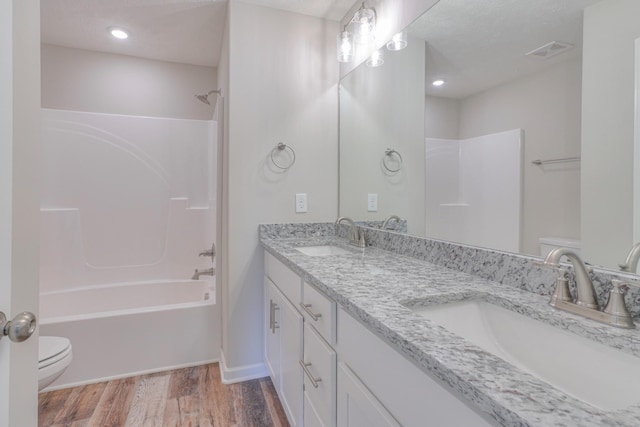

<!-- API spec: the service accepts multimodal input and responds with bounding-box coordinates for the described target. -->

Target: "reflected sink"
[295,245,352,257]
[409,299,640,410]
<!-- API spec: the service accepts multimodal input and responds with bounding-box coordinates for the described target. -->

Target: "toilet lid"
[39,336,71,367]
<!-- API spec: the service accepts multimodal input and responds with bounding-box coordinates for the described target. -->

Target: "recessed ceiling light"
[109,27,129,40]
[432,80,445,87]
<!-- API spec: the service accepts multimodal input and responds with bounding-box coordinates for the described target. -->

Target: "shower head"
[195,89,221,105]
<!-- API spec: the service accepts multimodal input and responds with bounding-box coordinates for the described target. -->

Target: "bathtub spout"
[192,268,215,280]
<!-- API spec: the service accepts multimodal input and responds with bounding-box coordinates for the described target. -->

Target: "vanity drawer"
[302,322,336,427]
[265,251,301,305]
[302,281,336,344]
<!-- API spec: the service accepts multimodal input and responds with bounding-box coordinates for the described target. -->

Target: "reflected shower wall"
[425,129,522,252]
[40,109,216,292]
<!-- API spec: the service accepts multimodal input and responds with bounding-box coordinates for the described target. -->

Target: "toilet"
[39,336,72,391]
[539,236,582,258]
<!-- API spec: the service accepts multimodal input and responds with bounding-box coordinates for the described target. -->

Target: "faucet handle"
[603,280,635,328]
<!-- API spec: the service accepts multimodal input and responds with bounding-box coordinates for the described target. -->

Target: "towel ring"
[383,149,403,173]
[271,142,296,170]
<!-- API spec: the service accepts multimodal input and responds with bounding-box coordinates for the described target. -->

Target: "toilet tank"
[539,237,581,258]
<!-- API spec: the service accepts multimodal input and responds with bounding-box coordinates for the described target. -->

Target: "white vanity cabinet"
[264,250,495,427]
[336,308,496,427]
[264,252,337,427]
[300,281,337,427]
[265,254,304,427]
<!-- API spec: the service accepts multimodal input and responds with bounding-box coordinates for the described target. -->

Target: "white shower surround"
[40,109,216,290]
[425,129,523,252]
[40,109,219,388]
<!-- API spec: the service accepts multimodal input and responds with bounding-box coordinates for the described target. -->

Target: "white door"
[0,1,41,426]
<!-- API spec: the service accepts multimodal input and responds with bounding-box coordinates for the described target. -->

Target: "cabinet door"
[280,292,304,427]
[303,322,336,427]
[265,278,281,386]
[304,392,326,427]
[337,363,401,427]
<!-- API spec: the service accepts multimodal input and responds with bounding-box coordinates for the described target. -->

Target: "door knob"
[0,311,37,342]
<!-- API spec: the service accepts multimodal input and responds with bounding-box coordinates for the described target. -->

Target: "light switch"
[296,193,308,213]
[367,193,378,212]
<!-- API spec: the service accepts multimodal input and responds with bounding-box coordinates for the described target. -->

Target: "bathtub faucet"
[199,243,216,264]
[192,268,215,280]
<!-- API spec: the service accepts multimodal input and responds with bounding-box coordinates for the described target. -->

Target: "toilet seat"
[39,336,72,369]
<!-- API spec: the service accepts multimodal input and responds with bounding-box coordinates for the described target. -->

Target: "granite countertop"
[260,235,640,427]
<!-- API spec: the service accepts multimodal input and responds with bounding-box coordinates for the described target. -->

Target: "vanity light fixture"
[352,2,376,44]
[337,27,354,63]
[336,2,377,63]
[109,27,129,40]
[386,31,408,51]
[432,79,445,87]
[366,48,384,68]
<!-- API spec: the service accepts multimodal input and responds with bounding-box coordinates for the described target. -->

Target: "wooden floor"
[38,363,289,427]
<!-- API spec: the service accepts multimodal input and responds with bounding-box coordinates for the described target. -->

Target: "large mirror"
[339,0,640,271]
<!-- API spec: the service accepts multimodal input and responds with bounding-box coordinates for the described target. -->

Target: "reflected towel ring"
[271,142,296,169]
[383,148,403,173]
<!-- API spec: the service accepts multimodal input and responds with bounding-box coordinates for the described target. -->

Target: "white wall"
[435,58,582,256]
[581,0,640,268]
[41,44,217,120]
[340,38,425,235]
[425,96,459,140]
[220,1,339,379]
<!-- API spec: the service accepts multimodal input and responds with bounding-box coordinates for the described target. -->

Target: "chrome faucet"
[335,217,365,248]
[619,242,640,273]
[192,268,215,280]
[537,247,634,328]
[381,214,401,230]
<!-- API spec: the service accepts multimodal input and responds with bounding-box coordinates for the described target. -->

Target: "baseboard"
[41,357,220,393]
[219,350,269,384]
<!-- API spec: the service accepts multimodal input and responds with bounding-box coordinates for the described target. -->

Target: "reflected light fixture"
[336,2,377,62]
[109,27,129,40]
[432,79,445,87]
[386,31,407,51]
[366,48,384,68]
[337,27,354,63]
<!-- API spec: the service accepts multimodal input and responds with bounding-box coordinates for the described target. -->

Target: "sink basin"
[409,299,640,410]
[295,245,352,257]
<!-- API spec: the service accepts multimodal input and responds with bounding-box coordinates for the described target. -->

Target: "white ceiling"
[409,0,602,99]
[40,0,355,68]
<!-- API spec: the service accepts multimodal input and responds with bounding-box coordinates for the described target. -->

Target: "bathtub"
[39,279,220,390]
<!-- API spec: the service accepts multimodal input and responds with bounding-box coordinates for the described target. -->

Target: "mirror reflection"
[339,0,640,271]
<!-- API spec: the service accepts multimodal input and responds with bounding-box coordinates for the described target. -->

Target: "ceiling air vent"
[525,41,574,59]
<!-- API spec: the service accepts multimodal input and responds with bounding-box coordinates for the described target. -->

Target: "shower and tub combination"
[39,108,220,390]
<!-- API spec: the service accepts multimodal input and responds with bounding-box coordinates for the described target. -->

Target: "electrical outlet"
[367,193,378,212]
[295,193,308,213]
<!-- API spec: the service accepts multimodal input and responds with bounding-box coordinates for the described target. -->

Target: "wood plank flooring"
[38,363,289,427]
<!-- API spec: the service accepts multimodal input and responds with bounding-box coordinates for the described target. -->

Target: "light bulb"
[432,80,445,87]
[366,49,384,68]
[337,31,354,63]
[386,31,407,51]
[353,6,375,44]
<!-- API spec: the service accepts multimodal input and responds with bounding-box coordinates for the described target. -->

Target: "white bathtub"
[39,279,220,390]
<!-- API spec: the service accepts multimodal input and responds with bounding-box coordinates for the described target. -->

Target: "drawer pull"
[299,360,322,388]
[299,303,322,321]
